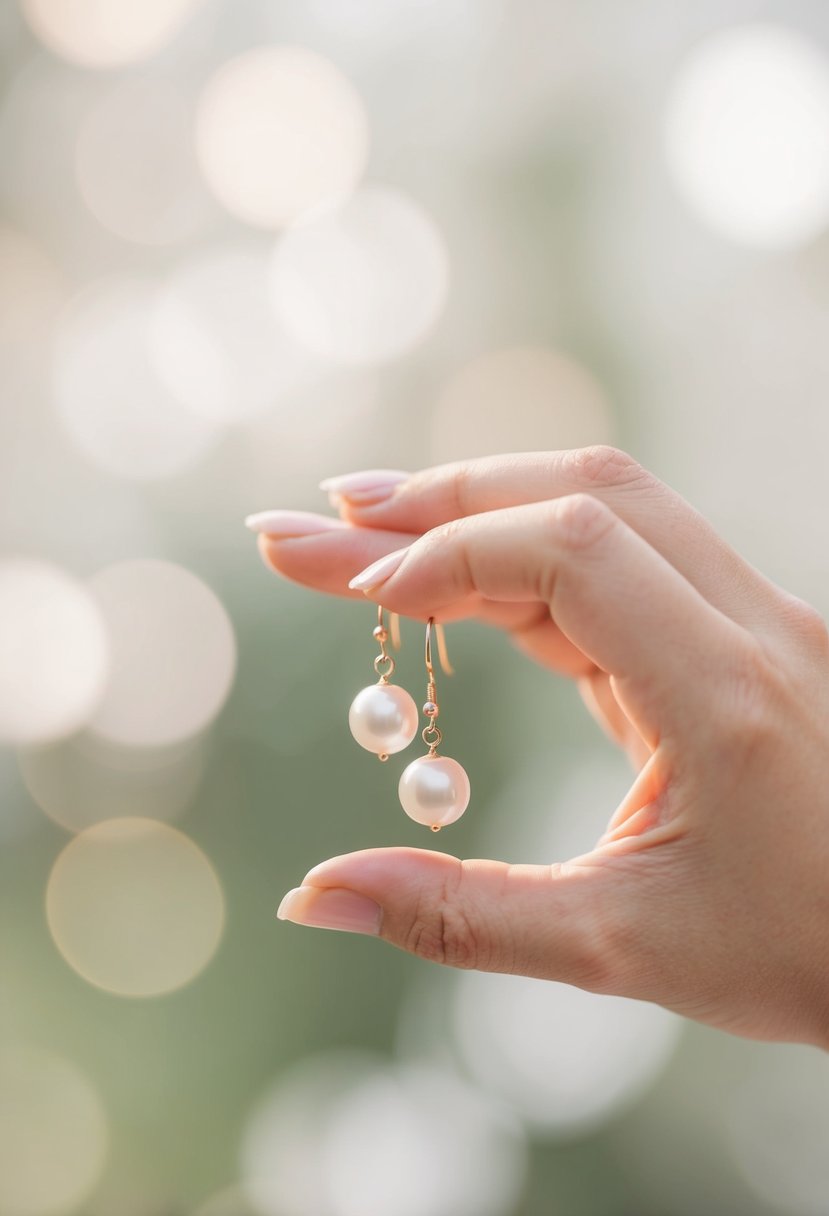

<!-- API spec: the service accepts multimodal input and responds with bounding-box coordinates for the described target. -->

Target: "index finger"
[326,447,781,629]
[349,494,753,744]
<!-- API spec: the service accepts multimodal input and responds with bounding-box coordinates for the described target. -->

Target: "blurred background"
[2,0,829,1213]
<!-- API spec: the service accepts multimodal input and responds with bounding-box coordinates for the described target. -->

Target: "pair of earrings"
[348,608,471,832]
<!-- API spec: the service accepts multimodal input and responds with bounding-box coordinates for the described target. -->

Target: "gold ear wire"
[372,606,395,683]
[376,605,402,651]
[390,610,401,652]
[424,617,453,678]
[435,622,453,676]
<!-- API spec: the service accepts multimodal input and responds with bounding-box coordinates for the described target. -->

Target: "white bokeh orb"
[431,345,613,463]
[241,1050,526,1216]
[53,279,220,481]
[195,46,369,230]
[665,24,829,249]
[46,816,225,996]
[271,185,450,365]
[86,559,236,748]
[75,79,216,246]
[453,969,682,1135]
[241,1051,379,1216]
[20,0,203,69]
[323,1064,525,1216]
[149,246,319,425]
[18,732,208,832]
[0,560,109,746]
[727,1045,829,1216]
[0,1045,108,1216]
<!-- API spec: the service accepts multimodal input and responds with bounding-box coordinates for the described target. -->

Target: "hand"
[247,447,829,1047]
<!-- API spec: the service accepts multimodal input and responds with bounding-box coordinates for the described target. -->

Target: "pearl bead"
[398,754,470,829]
[348,683,419,756]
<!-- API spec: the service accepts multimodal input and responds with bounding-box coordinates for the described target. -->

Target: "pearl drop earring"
[398,617,471,832]
[348,606,419,761]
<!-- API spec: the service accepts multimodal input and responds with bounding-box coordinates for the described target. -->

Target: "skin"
[252,446,829,1048]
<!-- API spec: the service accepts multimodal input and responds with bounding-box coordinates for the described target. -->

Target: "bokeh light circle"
[18,732,208,832]
[149,246,318,424]
[727,1046,829,1216]
[324,1064,525,1216]
[241,1050,526,1216]
[665,24,829,249]
[271,185,450,365]
[430,345,613,462]
[75,79,215,246]
[46,817,225,996]
[86,559,236,748]
[20,0,203,69]
[0,560,109,746]
[0,1045,108,1216]
[54,279,220,481]
[195,46,369,229]
[454,970,682,1135]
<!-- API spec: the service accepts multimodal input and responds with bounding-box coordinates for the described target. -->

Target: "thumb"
[277,846,620,988]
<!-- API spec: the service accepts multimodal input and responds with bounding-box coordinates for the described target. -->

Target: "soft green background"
[2,0,829,1213]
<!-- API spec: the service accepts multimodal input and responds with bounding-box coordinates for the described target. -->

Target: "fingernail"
[277,886,382,935]
[245,510,343,537]
[347,546,409,591]
[319,469,408,506]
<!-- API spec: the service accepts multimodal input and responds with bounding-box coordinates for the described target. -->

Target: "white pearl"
[398,754,470,828]
[348,682,419,756]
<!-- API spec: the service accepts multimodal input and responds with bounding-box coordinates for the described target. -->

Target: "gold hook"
[426,618,453,677]
[375,605,402,651]
[424,617,453,678]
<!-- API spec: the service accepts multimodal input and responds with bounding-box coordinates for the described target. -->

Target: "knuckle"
[553,492,616,553]
[417,517,475,599]
[564,445,648,490]
[776,593,829,656]
[709,637,784,750]
[576,847,699,1000]
[429,515,466,546]
[448,460,476,520]
[405,906,480,969]
[565,919,620,993]
[403,863,484,970]
[547,867,629,993]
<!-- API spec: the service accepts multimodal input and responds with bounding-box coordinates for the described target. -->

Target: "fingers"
[251,512,420,600]
[349,495,749,739]
[277,847,619,987]
[327,447,781,629]
[250,510,598,673]
[578,670,652,767]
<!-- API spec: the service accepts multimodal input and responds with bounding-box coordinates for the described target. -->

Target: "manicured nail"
[244,510,343,537]
[347,546,409,591]
[319,469,408,506]
[277,886,382,935]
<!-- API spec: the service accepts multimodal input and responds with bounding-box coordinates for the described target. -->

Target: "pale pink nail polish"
[347,546,409,591]
[319,469,408,505]
[245,510,344,537]
[277,886,382,935]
